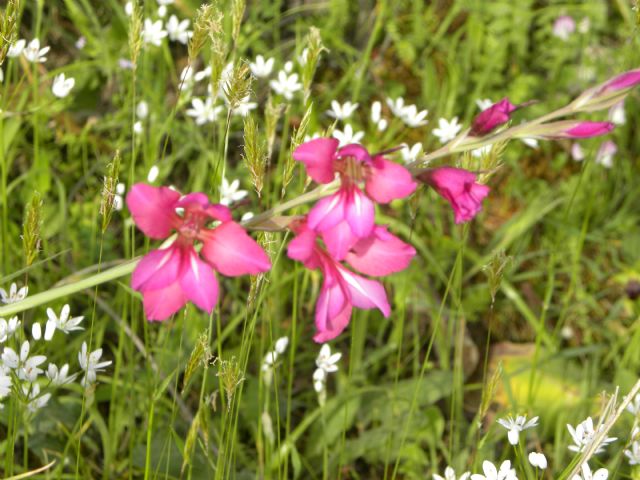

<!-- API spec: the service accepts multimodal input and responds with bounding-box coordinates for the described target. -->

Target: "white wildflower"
[124,1,133,16]
[297,48,309,66]
[157,5,167,18]
[472,145,493,158]
[78,342,112,387]
[51,73,75,98]
[249,55,274,78]
[401,143,422,163]
[220,177,248,206]
[401,104,428,127]
[0,370,10,398]
[24,383,51,413]
[553,15,576,41]
[45,304,84,341]
[157,0,174,5]
[230,95,257,117]
[283,61,293,73]
[470,460,517,480]
[142,19,168,47]
[567,417,617,454]
[274,337,289,355]
[434,466,471,480]
[147,165,160,183]
[0,316,21,343]
[432,117,462,143]
[46,363,75,386]
[75,36,87,50]
[194,66,211,82]
[608,101,626,125]
[114,183,125,211]
[316,344,341,373]
[578,17,591,34]
[386,97,407,118]
[32,323,42,341]
[528,452,547,469]
[332,124,364,147]
[595,141,616,168]
[571,143,585,162]
[0,283,28,304]
[186,97,222,125]
[269,71,302,100]
[23,39,50,63]
[241,212,254,222]
[521,137,539,149]
[570,463,608,480]
[626,392,640,416]
[166,15,191,44]
[497,414,539,445]
[625,440,640,465]
[136,100,149,119]
[7,39,26,58]
[133,121,143,135]
[476,98,493,111]
[326,100,359,121]
[3,341,47,382]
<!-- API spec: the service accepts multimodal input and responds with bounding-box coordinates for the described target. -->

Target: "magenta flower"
[419,167,490,224]
[287,219,415,342]
[561,121,614,138]
[126,184,271,320]
[600,69,640,93]
[293,138,416,259]
[470,98,517,136]
[552,15,576,41]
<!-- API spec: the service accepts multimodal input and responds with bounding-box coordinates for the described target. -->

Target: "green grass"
[0,0,639,478]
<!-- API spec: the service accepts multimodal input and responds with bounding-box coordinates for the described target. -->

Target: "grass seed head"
[242,115,267,197]
[22,191,43,267]
[100,151,121,234]
[0,0,20,67]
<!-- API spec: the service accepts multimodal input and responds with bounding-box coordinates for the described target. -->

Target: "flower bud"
[470,98,517,136]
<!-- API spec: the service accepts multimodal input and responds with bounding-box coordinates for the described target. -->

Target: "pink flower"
[419,167,490,224]
[470,98,517,136]
[595,140,617,168]
[127,184,271,320]
[294,138,416,259]
[552,15,575,41]
[561,121,614,138]
[287,220,415,342]
[600,69,640,93]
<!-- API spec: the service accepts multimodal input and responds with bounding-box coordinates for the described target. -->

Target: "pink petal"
[470,97,517,136]
[131,245,185,292]
[345,187,375,237]
[563,121,614,138]
[180,249,219,313]
[602,69,640,92]
[177,194,232,222]
[365,157,417,203]
[345,226,416,276]
[126,184,180,239]
[337,265,390,316]
[287,227,322,269]
[307,190,347,232]
[337,144,371,163]
[142,282,187,321]
[292,137,339,184]
[321,221,359,261]
[313,267,352,342]
[201,221,271,277]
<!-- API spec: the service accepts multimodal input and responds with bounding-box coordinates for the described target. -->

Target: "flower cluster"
[289,138,417,341]
[261,337,289,387]
[312,344,341,405]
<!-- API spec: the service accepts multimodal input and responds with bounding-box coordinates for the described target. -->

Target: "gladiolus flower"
[126,184,271,320]
[470,98,517,136]
[287,219,414,342]
[600,69,640,93]
[419,167,490,224]
[293,138,416,259]
[562,121,614,138]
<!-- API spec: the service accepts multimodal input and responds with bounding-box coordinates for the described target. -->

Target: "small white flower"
[595,141,616,169]
[401,104,428,127]
[472,145,493,158]
[298,48,309,66]
[124,1,133,16]
[608,101,626,125]
[470,460,517,480]
[157,0,174,5]
[75,36,87,50]
[567,417,617,454]
[626,392,640,416]
[332,124,364,147]
[51,73,75,98]
[269,71,302,100]
[377,118,388,131]
[326,100,359,121]
[316,344,341,373]
[371,101,382,123]
[186,97,222,125]
[283,61,293,73]
[528,452,547,469]
[571,143,585,162]
[194,66,212,82]
[23,39,50,63]
[497,414,539,445]
[147,165,160,183]
[142,19,168,47]
[433,466,471,480]
[7,39,26,58]
[274,337,289,355]
[78,342,112,387]
[240,212,254,222]
[157,5,167,18]
[119,58,134,70]
[249,55,275,78]
[312,367,325,393]
[570,463,608,480]
[0,283,28,304]
[386,97,407,118]
[179,65,194,87]
[114,182,126,210]
[625,441,640,465]
[136,100,149,119]
[0,371,11,398]
[32,323,42,341]
[578,17,591,34]
[47,363,75,386]
[166,15,191,44]
[432,117,462,143]
[5,341,47,382]
[401,143,422,163]
[230,95,257,117]
[45,305,84,340]
[521,137,539,149]
[133,121,143,135]
[476,98,493,111]
[0,316,21,343]
[24,383,51,412]
[220,177,248,206]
